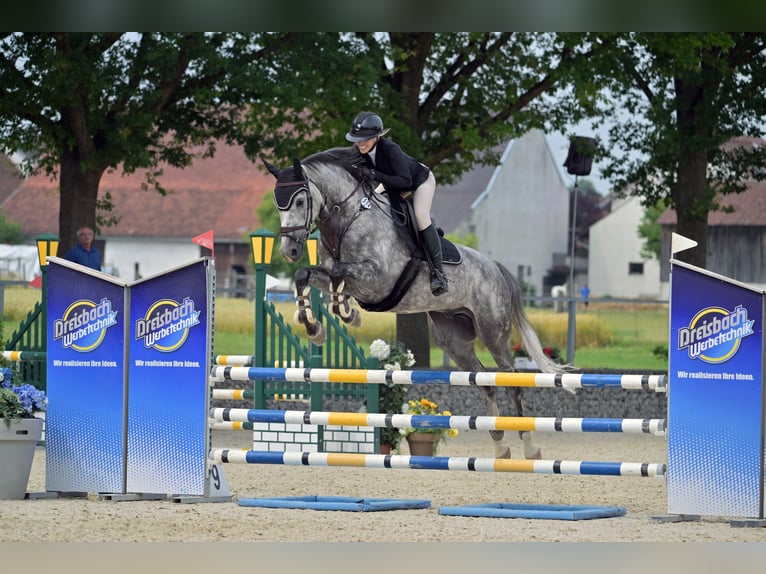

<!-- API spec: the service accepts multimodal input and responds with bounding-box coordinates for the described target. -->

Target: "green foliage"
[0,33,284,253]
[0,212,24,244]
[652,344,669,361]
[444,232,477,249]
[575,32,766,267]
[637,199,668,261]
[254,197,304,279]
[368,339,415,449]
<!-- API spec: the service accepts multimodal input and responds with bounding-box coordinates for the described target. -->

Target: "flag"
[28,275,42,289]
[192,229,215,257]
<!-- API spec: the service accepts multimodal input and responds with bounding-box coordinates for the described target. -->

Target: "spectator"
[64,225,102,271]
[580,284,590,310]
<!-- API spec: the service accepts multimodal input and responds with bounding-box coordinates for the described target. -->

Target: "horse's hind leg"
[477,316,542,460]
[428,311,512,459]
[511,388,541,460]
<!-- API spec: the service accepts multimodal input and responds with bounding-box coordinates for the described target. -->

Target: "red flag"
[192,229,215,257]
[28,275,42,289]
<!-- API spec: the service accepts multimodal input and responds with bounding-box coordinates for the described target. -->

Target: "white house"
[433,129,571,298]
[587,196,662,299]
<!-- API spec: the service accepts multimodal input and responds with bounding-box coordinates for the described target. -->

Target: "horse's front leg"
[293,267,331,345]
[329,272,361,328]
[318,260,368,328]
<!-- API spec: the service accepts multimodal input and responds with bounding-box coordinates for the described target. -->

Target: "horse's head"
[262,157,313,263]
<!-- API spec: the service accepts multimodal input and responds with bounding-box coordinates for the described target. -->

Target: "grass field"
[1,286,669,371]
[213,297,669,371]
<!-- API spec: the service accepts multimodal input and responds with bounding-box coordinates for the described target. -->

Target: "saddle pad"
[440,236,462,265]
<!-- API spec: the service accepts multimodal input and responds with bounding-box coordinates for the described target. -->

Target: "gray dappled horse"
[263,147,566,459]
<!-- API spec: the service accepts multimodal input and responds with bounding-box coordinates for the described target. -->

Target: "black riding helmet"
[345,111,390,142]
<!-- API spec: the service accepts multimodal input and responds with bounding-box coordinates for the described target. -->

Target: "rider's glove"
[352,165,376,181]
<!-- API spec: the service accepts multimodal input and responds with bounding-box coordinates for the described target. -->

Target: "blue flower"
[1,367,47,423]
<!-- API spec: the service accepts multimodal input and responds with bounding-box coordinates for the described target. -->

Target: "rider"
[345,111,448,296]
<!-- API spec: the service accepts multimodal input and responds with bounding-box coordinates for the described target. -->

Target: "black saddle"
[355,194,461,313]
[392,196,462,265]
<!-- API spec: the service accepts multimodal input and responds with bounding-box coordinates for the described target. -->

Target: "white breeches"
[412,171,436,230]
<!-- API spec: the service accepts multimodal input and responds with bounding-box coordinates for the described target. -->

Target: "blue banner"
[668,262,764,518]
[46,260,128,493]
[126,259,212,495]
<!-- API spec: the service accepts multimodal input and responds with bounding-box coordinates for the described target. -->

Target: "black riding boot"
[419,224,448,296]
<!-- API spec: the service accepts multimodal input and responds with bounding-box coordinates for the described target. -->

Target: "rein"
[314,175,370,260]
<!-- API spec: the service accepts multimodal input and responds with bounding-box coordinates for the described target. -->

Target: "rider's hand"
[352,165,376,181]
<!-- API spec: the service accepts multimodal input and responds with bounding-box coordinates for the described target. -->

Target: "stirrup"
[430,270,448,296]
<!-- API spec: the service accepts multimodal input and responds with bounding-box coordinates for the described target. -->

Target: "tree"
[1,33,593,367]
[569,178,609,258]
[0,32,321,254]
[247,32,593,364]
[579,33,766,268]
[637,200,668,261]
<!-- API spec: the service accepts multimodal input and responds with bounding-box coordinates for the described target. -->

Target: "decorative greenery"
[369,339,415,450]
[0,367,46,428]
[400,398,459,453]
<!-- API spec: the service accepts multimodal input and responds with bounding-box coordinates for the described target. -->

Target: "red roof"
[1,143,273,241]
[658,180,766,226]
[658,136,766,226]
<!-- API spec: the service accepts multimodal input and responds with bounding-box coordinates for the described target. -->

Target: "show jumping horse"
[263,146,567,459]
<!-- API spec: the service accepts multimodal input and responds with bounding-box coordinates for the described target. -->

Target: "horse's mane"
[303,146,362,175]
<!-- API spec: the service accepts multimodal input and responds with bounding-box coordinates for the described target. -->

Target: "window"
[628,262,644,275]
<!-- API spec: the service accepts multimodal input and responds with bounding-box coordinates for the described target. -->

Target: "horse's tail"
[495,261,570,375]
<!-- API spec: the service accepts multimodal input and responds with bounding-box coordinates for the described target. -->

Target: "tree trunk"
[672,151,709,268]
[396,313,431,368]
[57,147,104,255]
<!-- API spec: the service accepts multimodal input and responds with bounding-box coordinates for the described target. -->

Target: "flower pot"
[0,417,44,500]
[379,443,393,455]
[513,357,538,370]
[406,432,440,456]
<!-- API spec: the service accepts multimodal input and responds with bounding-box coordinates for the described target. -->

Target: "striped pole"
[215,355,254,366]
[209,449,666,478]
[210,366,667,392]
[212,389,308,402]
[1,350,46,362]
[210,407,666,435]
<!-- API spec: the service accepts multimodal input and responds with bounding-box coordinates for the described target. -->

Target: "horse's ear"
[261,156,280,179]
[292,159,303,179]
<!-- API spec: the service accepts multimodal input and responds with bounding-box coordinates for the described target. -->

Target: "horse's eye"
[295,198,305,208]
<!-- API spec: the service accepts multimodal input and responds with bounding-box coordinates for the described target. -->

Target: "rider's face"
[354,136,378,154]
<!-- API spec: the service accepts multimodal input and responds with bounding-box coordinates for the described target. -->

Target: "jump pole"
[210,407,666,435]
[210,366,667,391]
[209,449,666,478]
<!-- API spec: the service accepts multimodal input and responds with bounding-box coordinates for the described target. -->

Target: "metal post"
[252,263,267,409]
[566,176,579,364]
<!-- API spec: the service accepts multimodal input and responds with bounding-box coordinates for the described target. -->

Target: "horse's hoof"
[349,310,362,328]
[525,448,542,460]
[309,326,326,346]
[497,446,511,459]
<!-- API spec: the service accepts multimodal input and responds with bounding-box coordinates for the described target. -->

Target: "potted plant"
[368,339,414,453]
[1,367,47,499]
[401,397,459,456]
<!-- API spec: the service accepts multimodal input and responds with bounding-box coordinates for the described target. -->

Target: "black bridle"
[274,175,314,243]
[275,163,372,256]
